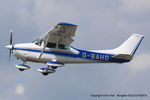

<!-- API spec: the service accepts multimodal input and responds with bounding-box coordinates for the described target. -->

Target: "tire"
[51,66,57,69]
[42,72,49,76]
[19,68,24,71]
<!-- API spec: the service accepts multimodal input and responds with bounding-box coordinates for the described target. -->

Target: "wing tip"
[57,22,77,26]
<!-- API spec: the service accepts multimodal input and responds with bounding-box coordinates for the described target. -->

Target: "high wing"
[40,22,77,45]
[38,22,77,59]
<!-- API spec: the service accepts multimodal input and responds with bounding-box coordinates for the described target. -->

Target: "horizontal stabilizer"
[112,54,133,60]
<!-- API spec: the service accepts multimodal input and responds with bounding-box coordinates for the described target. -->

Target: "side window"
[58,44,66,49]
[46,43,56,48]
[65,45,70,50]
[58,44,70,50]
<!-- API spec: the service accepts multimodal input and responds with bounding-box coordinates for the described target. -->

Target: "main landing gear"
[15,61,64,76]
[38,62,64,76]
[38,66,56,76]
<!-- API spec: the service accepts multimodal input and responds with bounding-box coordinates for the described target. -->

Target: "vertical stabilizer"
[113,34,144,55]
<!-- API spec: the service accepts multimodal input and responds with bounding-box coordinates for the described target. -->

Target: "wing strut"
[38,34,49,59]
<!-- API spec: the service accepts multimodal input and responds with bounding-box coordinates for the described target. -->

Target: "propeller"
[9,30,13,61]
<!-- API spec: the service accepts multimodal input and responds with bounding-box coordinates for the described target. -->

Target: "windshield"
[33,39,42,46]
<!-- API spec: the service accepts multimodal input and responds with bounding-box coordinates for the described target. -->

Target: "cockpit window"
[33,40,71,50]
[46,43,56,48]
[58,44,65,49]
[65,45,70,50]
[33,39,42,46]
[58,44,70,50]
[46,43,70,50]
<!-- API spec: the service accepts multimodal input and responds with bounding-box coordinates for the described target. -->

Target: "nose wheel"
[16,64,30,71]
[51,66,57,69]
[42,72,49,76]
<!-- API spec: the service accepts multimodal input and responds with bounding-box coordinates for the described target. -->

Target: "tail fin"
[113,34,144,55]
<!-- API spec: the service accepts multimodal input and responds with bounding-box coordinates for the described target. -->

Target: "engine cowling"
[38,68,55,75]
[16,64,30,71]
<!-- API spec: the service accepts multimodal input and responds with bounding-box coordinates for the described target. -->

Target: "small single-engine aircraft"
[5,22,144,76]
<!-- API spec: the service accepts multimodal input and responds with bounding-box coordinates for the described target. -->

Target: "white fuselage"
[13,43,104,64]
[12,43,128,64]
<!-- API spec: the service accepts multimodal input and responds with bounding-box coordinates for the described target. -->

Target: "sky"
[0,0,150,100]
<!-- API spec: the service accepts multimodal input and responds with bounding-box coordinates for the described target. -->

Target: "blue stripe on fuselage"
[14,48,130,63]
[14,48,115,62]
